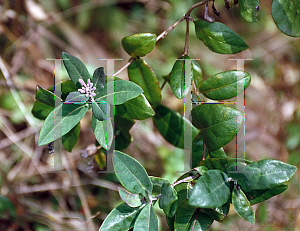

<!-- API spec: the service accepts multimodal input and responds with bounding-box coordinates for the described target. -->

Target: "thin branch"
[185,0,212,17]
[202,142,206,160]
[156,17,186,42]
[183,17,191,55]
[113,58,134,77]
[172,175,197,187]
[160,79,167,90]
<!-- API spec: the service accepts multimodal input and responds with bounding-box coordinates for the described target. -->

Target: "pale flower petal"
[78,78,86,87]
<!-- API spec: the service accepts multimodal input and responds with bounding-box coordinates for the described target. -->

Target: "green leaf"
[115,94,155,120]
[149,176,170,187]
[115,117,134,151]
[128,59,161,105]
[92,101,109,121]
[189,170,230,208]
[194,20,249,54]
[192,104,243,151]
[62,52,91,88]
[65,92,88,103]
[95,80,143,105]
[35,85,58,107]
[0,196,16,218]
[163,182,190,218]
[199,71,251,100]
[133,203,158,231]
[232,187,255,224]
[38,103,89,146]
[175,200,214,231]
[192,60,203,89]
[92,115,113,150]
[153,104,199,149]
[32,100,54,120]
[170,55,192,99]
[33,80,79,120]
[48,80,78,101]
[250,159,297,190]
[159,182,178,210]
[239,0,259,22]
[226,162,261,192]
[272,0,300,37]
[113,151,153,195]
[121,33,157,58]
[93,67,106,93]
[118,188,142,208]
[192,134,227,168]
[201,158,253,172]
[99,202,143,231]
[62,122,80,152]
[246,184,288,205]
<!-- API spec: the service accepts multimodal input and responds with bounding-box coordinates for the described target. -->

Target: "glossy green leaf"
[214,200,230,217]
[113,151,153,195]
[122,33,157,58]
[194,20,249,54]
[115,117,134,151]
[199,71,251,100]
[35,85,57,107]
[226,162,261,192]
[93,67,106,93]
[250,159,297,190]
[159,182,178,210]
[115,94,155,120]
[118,188,142,208]
[32,100,54,120]
[95,79,143,105]
[62,122,80,152]
[38,103,89,146]
[170,55,192,99]
[92,101,109,121]
[128,59,161,105]
[239,0,259,22]
[65,92,88,103]
[232,187,255,224]
[189,170,230,208]
[133,203,158,231]
[153,104,199,149]
[192,60,203,89]
[175,200,214,231]
[92,115,113,150]
[99,202,143,231]
[192,104,243,151]
[246,184,288,205]
[62,52,91,88]
[272,0,300,37]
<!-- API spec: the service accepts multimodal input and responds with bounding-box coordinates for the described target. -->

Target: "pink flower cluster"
[78,78,96,98]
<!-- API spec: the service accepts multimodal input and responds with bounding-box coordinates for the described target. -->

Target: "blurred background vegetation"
[0,0,299,230]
